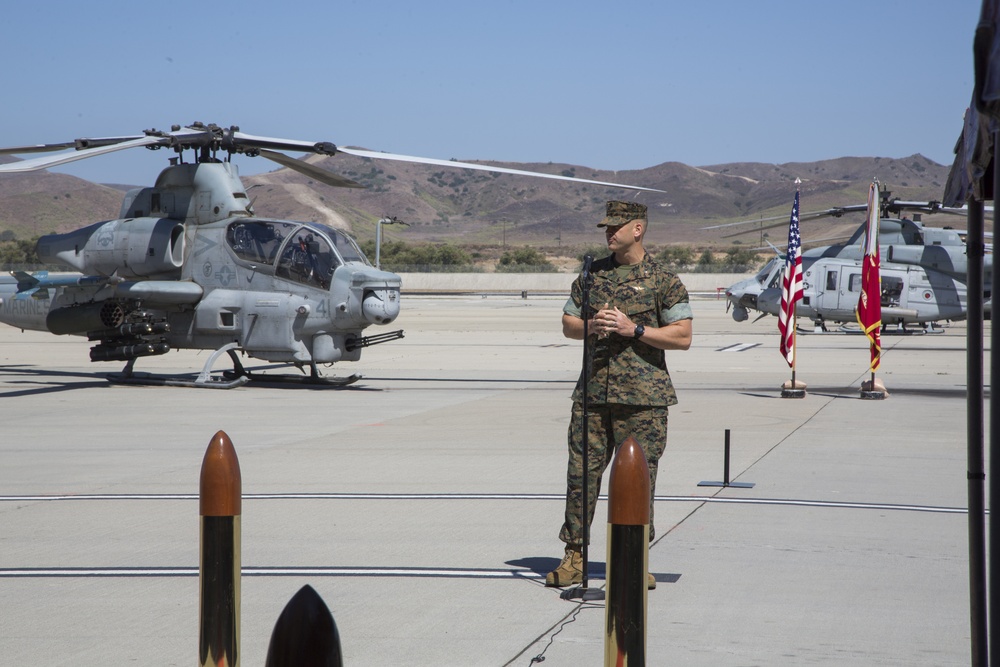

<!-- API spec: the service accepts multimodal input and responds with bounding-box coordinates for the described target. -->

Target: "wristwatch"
[633,324,645,339]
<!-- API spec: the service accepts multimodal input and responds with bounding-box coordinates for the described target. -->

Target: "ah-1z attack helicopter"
[0,122,658,387]
[721,191,980,333]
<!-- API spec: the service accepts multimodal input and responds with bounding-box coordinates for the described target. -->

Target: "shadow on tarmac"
[0,365,110,397]
[506,556,680,585]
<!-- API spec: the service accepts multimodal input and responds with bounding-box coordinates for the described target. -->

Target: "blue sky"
[0,0,982,185]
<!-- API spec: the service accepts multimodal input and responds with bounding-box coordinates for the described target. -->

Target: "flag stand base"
[561,585,605,601]
[860,378,888,400]
[698,480,756,488]
[781,379,807,399]
[697,429,755,489]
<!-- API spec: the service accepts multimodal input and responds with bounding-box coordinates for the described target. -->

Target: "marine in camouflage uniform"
[547,200,693,588]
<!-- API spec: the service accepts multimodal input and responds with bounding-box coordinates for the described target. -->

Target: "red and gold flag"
[856,181,882,372]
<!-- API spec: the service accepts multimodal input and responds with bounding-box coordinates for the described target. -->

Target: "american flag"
[856,181,882,372]
[778,189,804,367]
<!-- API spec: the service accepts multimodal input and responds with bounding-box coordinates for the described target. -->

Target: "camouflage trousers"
[558,402,668,547]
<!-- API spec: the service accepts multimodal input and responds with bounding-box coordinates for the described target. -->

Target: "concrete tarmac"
[0,294,985,665]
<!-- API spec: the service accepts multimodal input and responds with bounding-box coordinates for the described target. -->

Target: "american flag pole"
[789,203,797,390]
[788,303,799,389]
[778,180,804,388]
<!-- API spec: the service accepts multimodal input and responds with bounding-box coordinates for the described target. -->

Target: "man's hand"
[595,306,631,338]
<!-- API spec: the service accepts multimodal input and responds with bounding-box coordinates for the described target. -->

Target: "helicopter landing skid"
[105,343,362,389]
[795,325,854,335]
[106,343,251,389]
[221,349,361,387]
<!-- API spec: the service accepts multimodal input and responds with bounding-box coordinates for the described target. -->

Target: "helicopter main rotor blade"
[0,141,80,155]
[228,131,336,155]
[231,130,661,191]
[925,207,978,217]
[258,149,365,189]
[750,233,858,251]
[702,213,792,230]
[706,206,871,236]
[720,219,796,238]
[336,146,665,193]
[0,125,663,192]
[0,136,166,174]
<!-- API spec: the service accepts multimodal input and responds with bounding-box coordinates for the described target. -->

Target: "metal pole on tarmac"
[563,255,605,602]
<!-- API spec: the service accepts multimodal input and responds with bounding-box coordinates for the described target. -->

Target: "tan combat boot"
[545,546,583,587]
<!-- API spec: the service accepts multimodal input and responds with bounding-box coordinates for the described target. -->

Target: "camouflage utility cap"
[598,200,647,227]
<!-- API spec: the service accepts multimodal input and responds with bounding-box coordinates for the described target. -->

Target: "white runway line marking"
[717,343,761,352]
[0,566,546,579]
[0,493,966,579]
[0,491,967,513]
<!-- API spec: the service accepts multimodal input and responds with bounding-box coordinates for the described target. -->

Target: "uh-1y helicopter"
[720,191,981,333]
[0,122,659,388]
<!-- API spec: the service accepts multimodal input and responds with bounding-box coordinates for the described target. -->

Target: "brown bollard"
[199,431,242,667]
[265,585,343,667]
[604,436,649,667]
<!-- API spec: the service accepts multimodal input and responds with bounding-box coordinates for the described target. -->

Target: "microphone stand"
[563,256,605,602]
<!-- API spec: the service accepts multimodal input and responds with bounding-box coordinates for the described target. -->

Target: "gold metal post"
[605,436,649,666]
[199,430,242,667]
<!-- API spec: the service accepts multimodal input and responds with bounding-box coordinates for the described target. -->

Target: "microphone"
[581,254,594,280]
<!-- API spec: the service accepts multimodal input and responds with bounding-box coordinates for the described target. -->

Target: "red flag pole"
[858,180,886,399]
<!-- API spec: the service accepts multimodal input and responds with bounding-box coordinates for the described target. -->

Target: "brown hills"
[0,151,958,257]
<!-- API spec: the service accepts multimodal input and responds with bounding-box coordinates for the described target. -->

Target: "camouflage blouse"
[564,253,692,407]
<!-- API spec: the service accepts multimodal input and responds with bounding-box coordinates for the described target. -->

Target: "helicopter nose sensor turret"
[362,287,400,325]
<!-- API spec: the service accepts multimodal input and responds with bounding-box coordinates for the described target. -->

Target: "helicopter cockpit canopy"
[754,258,782,288]
[225,220,371,291]
[310,222,369,265]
